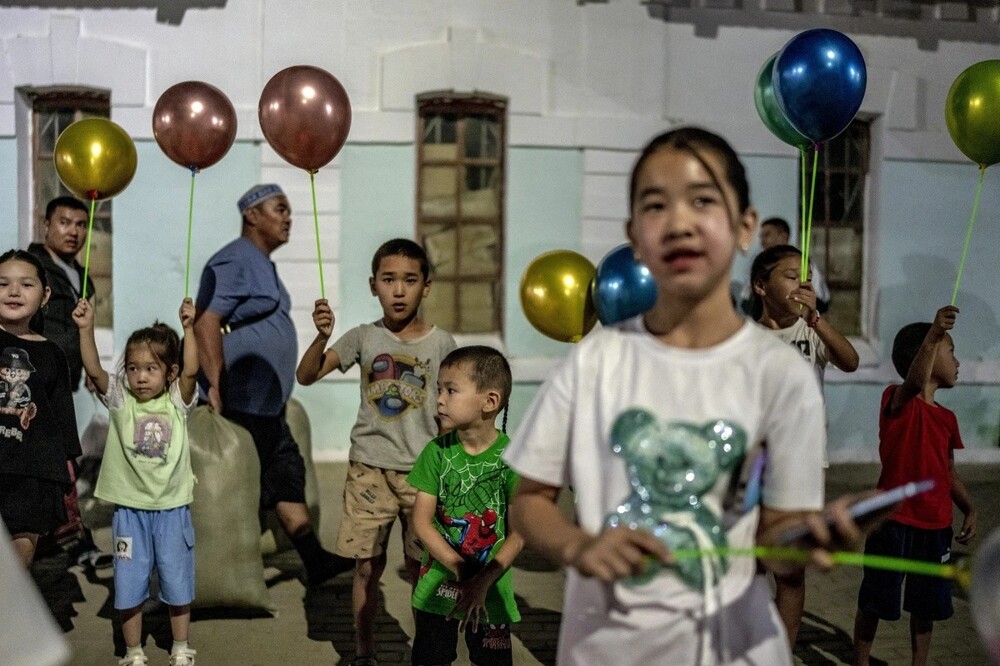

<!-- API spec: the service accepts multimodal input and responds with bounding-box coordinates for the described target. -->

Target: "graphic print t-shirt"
[329,321,456,470]
[95,375,196,510]
[0,330,80,483]
[407,430,520,623]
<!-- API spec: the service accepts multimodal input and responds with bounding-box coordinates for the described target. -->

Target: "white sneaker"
[117,655,148,666]
[169,647,196,666]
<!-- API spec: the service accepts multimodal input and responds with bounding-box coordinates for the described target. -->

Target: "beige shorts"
[335,460,421,560]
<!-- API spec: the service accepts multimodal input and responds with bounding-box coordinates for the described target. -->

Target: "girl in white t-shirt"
[505,127,869,665]
[750,242,860,647]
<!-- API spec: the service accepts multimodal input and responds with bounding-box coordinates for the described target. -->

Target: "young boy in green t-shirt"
[407,346,522,666]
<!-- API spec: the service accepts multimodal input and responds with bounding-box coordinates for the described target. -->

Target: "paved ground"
[32,462,998,665]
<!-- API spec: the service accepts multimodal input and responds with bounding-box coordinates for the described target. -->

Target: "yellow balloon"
[54,118,137,200]
[520,250,598,343]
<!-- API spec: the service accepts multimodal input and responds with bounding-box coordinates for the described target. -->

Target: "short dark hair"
[761,217,791,237]
[441,345,513,431]
[891,322,933,379]
[371,238,430,280]
[45,196,88,220]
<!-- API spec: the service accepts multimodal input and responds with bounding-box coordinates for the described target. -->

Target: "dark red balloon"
[258,65,352,171]
[153,81,237,170]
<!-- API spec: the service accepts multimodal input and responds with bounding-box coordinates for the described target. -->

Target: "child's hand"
[789,282,818,320]
[179,298,195,330]
[956,509,977,545]
[451,575,491,633]
[765,494,876,573]
[933,305,959,332]
[565,526,672,583]
[72,298,94,330]
[312,299,335,338]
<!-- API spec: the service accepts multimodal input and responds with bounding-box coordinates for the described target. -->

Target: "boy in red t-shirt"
[853,304,977,666]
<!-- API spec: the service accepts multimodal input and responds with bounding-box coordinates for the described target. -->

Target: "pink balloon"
[152,81,237,170]
[258,65,352,171]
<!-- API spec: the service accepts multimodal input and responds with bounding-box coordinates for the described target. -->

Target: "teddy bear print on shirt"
[605,408,747,589]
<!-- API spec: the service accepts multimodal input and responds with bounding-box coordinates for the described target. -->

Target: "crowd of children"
[0,125,981,666]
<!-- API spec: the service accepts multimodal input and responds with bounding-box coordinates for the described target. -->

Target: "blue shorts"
[857,520,954,621]
[112,506,195,609]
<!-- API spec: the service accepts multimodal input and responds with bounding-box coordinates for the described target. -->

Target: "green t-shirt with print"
[406,429,520,623]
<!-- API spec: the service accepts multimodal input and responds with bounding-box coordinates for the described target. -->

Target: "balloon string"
[667,546,967,585]
[950,165,986,306]
[803,144,820,277]
[81,197,96,300]
[310,170,326,300]
[800,147,808,279]
[185,167,196,299]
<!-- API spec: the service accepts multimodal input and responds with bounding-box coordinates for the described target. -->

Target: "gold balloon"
[520,250,598,343]
[54,118,138,200]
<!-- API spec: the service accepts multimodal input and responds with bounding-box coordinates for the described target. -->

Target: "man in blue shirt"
[194,184,351,586]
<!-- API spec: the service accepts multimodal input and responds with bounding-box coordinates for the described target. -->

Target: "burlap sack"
[188,406,271,610]
[259,397,321,554]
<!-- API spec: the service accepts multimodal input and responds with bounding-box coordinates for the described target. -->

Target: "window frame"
[415,91,508,336]
[800,118,871,342]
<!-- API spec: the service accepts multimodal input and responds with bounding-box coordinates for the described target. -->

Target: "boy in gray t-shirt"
[296,238,456,665]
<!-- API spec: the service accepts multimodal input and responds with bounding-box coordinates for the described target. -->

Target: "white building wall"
[2,2,993,259]
[2,1,999,458]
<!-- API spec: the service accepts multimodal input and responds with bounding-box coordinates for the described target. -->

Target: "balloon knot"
[86,190,100,200]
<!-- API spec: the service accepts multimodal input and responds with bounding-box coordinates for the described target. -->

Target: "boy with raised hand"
[296,238,456,666]
[853,304,977,666]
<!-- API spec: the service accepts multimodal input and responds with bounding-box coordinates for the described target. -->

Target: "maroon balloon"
[258,65,352,171]
[152,81,237,170]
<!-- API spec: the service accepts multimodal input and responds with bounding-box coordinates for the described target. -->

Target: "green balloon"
[946,60,1000,167]
[754,53,811,149]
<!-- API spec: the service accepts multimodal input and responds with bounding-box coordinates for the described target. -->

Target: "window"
[801,119,870,337]
[27,87,114,328]
[416,92,507,334]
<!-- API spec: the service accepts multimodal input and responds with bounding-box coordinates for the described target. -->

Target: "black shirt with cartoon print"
[0,329,81,484]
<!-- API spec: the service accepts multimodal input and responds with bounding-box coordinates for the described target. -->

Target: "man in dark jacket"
[27,196,110,570]
[28,196,94,391]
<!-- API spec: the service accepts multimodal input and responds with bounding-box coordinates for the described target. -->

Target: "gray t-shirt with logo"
[330,321,456,470]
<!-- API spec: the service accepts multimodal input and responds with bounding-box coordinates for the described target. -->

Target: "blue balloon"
[593,244,657,325]
[773,28,867,143]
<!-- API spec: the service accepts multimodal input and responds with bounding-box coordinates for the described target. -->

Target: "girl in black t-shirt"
[0,249,80,567]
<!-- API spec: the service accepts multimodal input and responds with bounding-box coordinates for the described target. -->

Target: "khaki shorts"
[335,460,421,560]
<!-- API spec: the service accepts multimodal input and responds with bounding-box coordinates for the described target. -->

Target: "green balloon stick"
[951,165,986,306]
